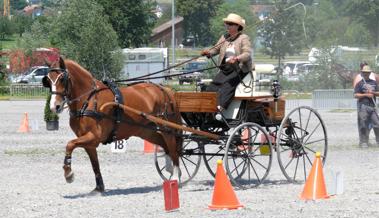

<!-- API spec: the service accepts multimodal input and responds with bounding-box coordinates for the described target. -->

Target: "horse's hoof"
[94,186,105,193]
[89,187,105,196]
[65,171,75,183]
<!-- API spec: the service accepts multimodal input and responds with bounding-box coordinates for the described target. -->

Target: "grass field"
[0,35,18,50]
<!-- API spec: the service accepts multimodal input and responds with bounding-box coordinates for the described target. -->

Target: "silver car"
[12,66,49,84]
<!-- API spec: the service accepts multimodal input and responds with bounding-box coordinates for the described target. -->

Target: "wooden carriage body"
[174,71,285,129]
[175,92,285,127]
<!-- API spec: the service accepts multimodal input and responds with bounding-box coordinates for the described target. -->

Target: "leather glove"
[226,56,239,64]
[200,50,211,58]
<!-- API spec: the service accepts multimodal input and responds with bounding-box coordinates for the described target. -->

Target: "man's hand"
[366,93,375,98]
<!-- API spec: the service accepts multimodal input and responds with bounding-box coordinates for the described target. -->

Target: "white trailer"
[122,47,168,83]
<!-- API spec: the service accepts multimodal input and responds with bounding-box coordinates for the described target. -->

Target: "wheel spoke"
[302,154,307,181]
[277,106,328,183]
[304,122,321,144]
[248,159,261,183]
[225,122,272,189]
[154,138,201,185]
[304,138,325,145]
[292,157,299,180]
[251,157,269,170]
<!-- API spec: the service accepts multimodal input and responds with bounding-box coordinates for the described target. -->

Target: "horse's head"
[43,57,70,113]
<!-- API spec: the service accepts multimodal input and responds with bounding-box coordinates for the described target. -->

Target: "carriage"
[154,71,328,189]
[44,57,327,192]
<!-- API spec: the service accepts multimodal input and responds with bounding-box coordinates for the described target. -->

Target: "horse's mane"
[64,59,94,79]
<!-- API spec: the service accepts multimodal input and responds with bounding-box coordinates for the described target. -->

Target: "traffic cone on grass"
[18,112,30,133]
[300,152,329,200]
[208,160,243,210]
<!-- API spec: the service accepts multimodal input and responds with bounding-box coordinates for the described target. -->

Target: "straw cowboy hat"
[223,13,246,29]
[361,65,373,73]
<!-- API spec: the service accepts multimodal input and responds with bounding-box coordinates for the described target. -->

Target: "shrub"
[44,93,59,121]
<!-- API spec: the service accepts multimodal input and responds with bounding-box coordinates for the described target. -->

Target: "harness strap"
[102,79,125,142]
[70,110,105,121]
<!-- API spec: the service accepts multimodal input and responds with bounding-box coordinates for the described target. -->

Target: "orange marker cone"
[144,140,156,153]
[209,160,243,210]
[300,152,329,200]
[18,112,30,133]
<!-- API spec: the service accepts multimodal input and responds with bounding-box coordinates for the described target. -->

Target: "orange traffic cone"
[209,160,243,210]
[18,112,30,133]
[300,152,329,200]
[144,140,156,153]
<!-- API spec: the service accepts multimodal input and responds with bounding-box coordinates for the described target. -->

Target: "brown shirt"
[209,33,252,73]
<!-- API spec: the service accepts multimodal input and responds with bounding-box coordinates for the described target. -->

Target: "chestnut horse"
[43,57,183,193]
[331,63,379,88]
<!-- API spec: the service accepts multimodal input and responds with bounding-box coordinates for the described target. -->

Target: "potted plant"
[44,93,59,130]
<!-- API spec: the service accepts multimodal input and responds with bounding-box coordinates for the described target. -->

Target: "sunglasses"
[224,22,238,26]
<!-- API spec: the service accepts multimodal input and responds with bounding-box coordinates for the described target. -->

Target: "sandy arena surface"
[0,100,378,218]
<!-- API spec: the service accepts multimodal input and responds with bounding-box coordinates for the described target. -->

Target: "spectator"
[354,65,379,148]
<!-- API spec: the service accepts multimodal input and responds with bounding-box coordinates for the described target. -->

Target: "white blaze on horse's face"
[48,73,65,113]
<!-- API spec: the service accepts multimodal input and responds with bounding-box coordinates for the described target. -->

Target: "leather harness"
[69,80,176,144]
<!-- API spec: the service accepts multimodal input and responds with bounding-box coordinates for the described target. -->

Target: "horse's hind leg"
[85,148,105,192]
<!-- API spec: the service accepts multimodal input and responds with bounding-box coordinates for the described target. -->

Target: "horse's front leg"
[85,148,104,192]
[63,132,99,185]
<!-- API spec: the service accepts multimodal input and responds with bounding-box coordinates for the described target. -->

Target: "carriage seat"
[234,71,272,98]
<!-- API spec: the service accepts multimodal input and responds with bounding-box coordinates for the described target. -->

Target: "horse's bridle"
[42,68,73,113]
[43,67,101,113]
[47,68,70,98]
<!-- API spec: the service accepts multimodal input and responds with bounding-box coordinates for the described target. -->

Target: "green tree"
[50,0,123,79]
[306,0,369,48]
[11,0,27,10]
[177,0,223,46]
[301,49,343,90]
[0,16,13,40]
[209,0,257,43]
[12,15,33,37]
[343,21,372,47]
[257,1,306,77]
[95,0,156,48]
[341,0,379,47]
[17,19,51,51]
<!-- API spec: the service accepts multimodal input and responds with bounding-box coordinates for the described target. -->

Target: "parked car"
[297,63,320,75]
[12,66,49,84]
[178,61,207,85]
[283,61,310,76]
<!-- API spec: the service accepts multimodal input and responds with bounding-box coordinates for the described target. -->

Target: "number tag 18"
[111,139,127,153]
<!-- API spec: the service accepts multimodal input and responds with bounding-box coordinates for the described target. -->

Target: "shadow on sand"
[63,184,162,199]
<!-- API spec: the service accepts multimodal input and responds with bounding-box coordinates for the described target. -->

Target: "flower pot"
[46,120,59,131]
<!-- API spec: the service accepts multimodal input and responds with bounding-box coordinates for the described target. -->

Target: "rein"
[118,65,221,83]
[114,31,242,83]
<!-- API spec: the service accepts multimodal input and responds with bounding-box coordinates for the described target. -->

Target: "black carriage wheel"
[202,142,226,178]
[224,122,273,189]
[276,106,328,183]
[154,137,201,186]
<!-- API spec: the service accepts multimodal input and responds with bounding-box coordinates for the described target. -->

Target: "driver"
[201,13,252,111]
